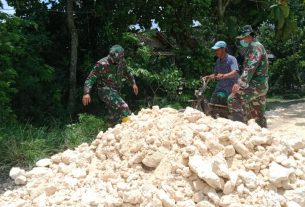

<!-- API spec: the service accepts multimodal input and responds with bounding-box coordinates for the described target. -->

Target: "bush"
[64,113,107,149]
[0,123,56,170]
[0,114,107,172]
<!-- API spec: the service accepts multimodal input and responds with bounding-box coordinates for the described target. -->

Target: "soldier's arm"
[83,63,101,95]
[123,64,136,86]
[238,47,262,88]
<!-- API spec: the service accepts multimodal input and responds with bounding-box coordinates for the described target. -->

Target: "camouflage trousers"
[227,86,267,128]
[98,86,131,125]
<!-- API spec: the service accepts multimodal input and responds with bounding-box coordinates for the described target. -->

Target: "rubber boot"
[231,112,246,124]
[121,116,129,123]
[256,117,267,128]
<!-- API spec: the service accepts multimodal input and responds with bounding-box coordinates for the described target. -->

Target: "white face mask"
[239,40,249,48]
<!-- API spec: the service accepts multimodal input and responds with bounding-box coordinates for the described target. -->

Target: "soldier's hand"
[82,94,91,106]
[133,84,139,95]
[232,83,240,95]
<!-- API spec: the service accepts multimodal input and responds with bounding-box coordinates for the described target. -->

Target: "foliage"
[0,114,107,171]
[64,113,107,148]
[270,0,297,40]
[0,13,18,122]
[0,122,59,169]
[0,12,66,124]
[258,1,305,95]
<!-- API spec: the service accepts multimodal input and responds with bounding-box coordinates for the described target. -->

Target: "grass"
[0,114,107,174]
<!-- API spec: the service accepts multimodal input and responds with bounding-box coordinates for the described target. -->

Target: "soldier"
[82,45,138,125]
[204,40,239,106]
[227,25,269,128]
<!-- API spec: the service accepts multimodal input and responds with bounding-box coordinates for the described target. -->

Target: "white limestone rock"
[231,141,250,159]
[157,190,176,207]
[212,154,229,179]
[122,189,143,204]
[36,158,52,167]
[142,151,163,168]
[219,194,240,207]
[223,181,235,195]
[239,170,258,189]
[61,149,78,164]
[269,162,294,185]
[287,201,302,207]
[14,175,27,185]
[285,138,305,151]
[224,145,235,157]
[189,155,224,190]
[284,186,305,206]
[9,167,26,180]
[196,200,216,207]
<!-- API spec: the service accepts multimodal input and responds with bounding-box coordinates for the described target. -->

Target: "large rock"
[269,162,294,185]
[284,186,305,206]
[189,155,224,190]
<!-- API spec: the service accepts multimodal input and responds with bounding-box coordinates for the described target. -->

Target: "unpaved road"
[266,100,305,140]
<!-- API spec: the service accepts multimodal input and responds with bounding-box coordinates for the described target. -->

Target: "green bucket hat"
[236,25,255,39]
[109,44,124,54]
[109,45,124,63]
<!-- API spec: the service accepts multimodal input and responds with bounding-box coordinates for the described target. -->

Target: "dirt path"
[266,100,305,140]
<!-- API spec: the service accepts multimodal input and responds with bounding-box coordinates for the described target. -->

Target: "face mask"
[109,52,124,63]
[239,40,249,48]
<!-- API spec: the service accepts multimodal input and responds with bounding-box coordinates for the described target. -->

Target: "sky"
[1,0,15,15]
[0,1,200,30]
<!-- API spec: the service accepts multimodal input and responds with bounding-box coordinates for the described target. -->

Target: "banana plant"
[270,0,297,40]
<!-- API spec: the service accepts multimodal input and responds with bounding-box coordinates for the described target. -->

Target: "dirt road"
[266,100,305,140]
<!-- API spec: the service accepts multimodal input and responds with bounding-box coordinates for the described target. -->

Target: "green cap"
[109,45,124,54]
[236,25,255,39]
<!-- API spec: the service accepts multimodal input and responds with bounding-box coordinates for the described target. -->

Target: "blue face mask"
[239,40,249,48]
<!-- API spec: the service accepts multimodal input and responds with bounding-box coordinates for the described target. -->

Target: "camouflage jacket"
[83,56,136,94]
[238,40,269,91]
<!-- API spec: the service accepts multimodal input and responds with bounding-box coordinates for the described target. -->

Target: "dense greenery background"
[1,0,305,170]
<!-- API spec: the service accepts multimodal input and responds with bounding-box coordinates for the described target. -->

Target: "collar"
[219,53,228,62]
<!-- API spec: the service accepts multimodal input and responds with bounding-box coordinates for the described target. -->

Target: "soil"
[266,99,305,140]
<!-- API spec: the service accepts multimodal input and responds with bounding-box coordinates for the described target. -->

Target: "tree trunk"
[217,0,231,25]
[67,0,78,116]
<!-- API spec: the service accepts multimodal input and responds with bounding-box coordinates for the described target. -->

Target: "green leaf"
[279,5,289,18]
[277,15,285,29]
[271,5,281,20]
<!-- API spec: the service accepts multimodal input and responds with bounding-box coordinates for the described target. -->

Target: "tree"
[217,0,231,25]
[270,0,297,40]
[66,0,78,115]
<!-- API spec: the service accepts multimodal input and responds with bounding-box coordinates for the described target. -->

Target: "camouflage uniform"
[83,45,136,124]
[227,39,268,127]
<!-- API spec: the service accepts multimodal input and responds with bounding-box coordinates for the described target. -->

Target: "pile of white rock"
[1,106,305,207]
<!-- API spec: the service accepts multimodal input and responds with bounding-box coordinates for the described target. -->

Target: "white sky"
[0,1,200,30]
[1,0,15,15]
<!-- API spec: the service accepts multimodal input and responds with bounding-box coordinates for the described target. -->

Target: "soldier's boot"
[255,117,267,128]
[230,112,246,124]
[121,116,130,123]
